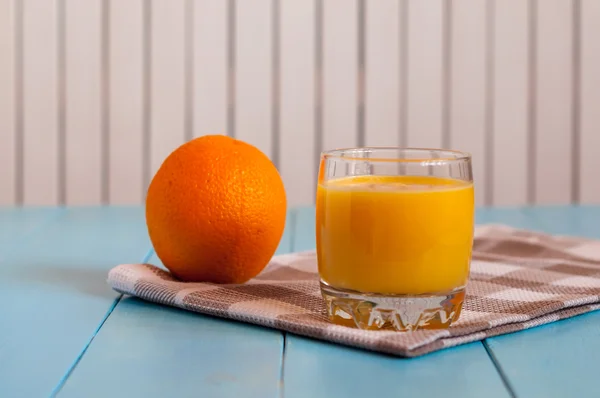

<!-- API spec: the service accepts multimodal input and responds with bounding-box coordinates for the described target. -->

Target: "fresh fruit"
[145,135,287,284]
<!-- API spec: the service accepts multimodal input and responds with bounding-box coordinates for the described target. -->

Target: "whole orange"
[145,135,287,284]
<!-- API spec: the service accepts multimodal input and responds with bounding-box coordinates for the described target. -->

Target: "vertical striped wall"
[0,0,599,207]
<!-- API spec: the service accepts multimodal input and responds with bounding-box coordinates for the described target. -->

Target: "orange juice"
[316,175,474,295]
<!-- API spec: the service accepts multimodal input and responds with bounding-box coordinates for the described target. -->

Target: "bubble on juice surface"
[359,182,441,192]
[324,176,468,192]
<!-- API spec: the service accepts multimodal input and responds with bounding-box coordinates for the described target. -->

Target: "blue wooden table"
[3,206,600,398]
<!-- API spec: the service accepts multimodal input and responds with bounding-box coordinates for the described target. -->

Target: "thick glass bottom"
[320,281,465,331]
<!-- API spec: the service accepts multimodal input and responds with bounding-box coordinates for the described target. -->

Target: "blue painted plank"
[58,210,297,398]
[481,206,600,398]
[524,205,600,238]
[284,336,510,398]
[0,207,151,398]
[0,207,62,257]
[292,206,315,252]
[476,206,533,229]
[487,310,600,398]
[283,206,510,398]
[59,298,284,398]
[277,208,295,255]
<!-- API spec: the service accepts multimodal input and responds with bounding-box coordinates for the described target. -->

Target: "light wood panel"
[406,0,444,148]
[322,0,358,151]
[2,0,600,207]
[22,0,59,205]
[108,0,145,205]
[279,0,316,206]
[0,0,16,205]
[150,0,186,177]
[580,0,600,204]
[364,0,401,147]
[235,0,274,159]
[450,0,487,206]
[64,0,102,205]
[491,0,529,206]
[193,0,228,137]
[534,0,574,205]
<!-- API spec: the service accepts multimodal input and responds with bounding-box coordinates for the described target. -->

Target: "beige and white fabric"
[108,225,600,357]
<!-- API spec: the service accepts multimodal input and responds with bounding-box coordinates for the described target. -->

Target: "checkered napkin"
[107,224,600,357]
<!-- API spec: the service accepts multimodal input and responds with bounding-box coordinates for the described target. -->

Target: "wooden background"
[0,0,599,207]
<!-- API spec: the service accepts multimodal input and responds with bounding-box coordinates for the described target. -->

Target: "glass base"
[320,281,465,331]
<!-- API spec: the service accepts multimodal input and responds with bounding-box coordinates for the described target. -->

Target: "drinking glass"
[316,147,474,331]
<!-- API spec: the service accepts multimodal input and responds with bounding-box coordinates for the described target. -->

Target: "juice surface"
[316,175,474,295]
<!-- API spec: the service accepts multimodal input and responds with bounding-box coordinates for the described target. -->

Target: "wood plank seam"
[398,0,408,148]
[571,0,581,204]
[313,0,323,204]
[442,0,452,149]
[227,0,236,138]
[101,0,110,204]
[13,0,24,205]
[526,0,537,206]
[278,333,287,398]
[57,0,66,205]
[483,340,517,398]
[49,247,155,398]
[141,0,151,198]
[481,206,600,396]
[484,0,495,206]
[477,205,540,396]
[357,0,365,148]
[271,0,281,169]
[278,207,297,396]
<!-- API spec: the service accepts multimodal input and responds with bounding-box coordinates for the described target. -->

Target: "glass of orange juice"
[316,147,474,331]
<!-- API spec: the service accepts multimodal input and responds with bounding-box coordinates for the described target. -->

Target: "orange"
[145,135,287,284]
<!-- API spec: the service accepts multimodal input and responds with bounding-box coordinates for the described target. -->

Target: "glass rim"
[320,146,472,163]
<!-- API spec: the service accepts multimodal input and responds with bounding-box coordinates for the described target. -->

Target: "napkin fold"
[108,224,600,357]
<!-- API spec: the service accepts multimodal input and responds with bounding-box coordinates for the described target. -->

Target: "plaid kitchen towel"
[108,224,600,357]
